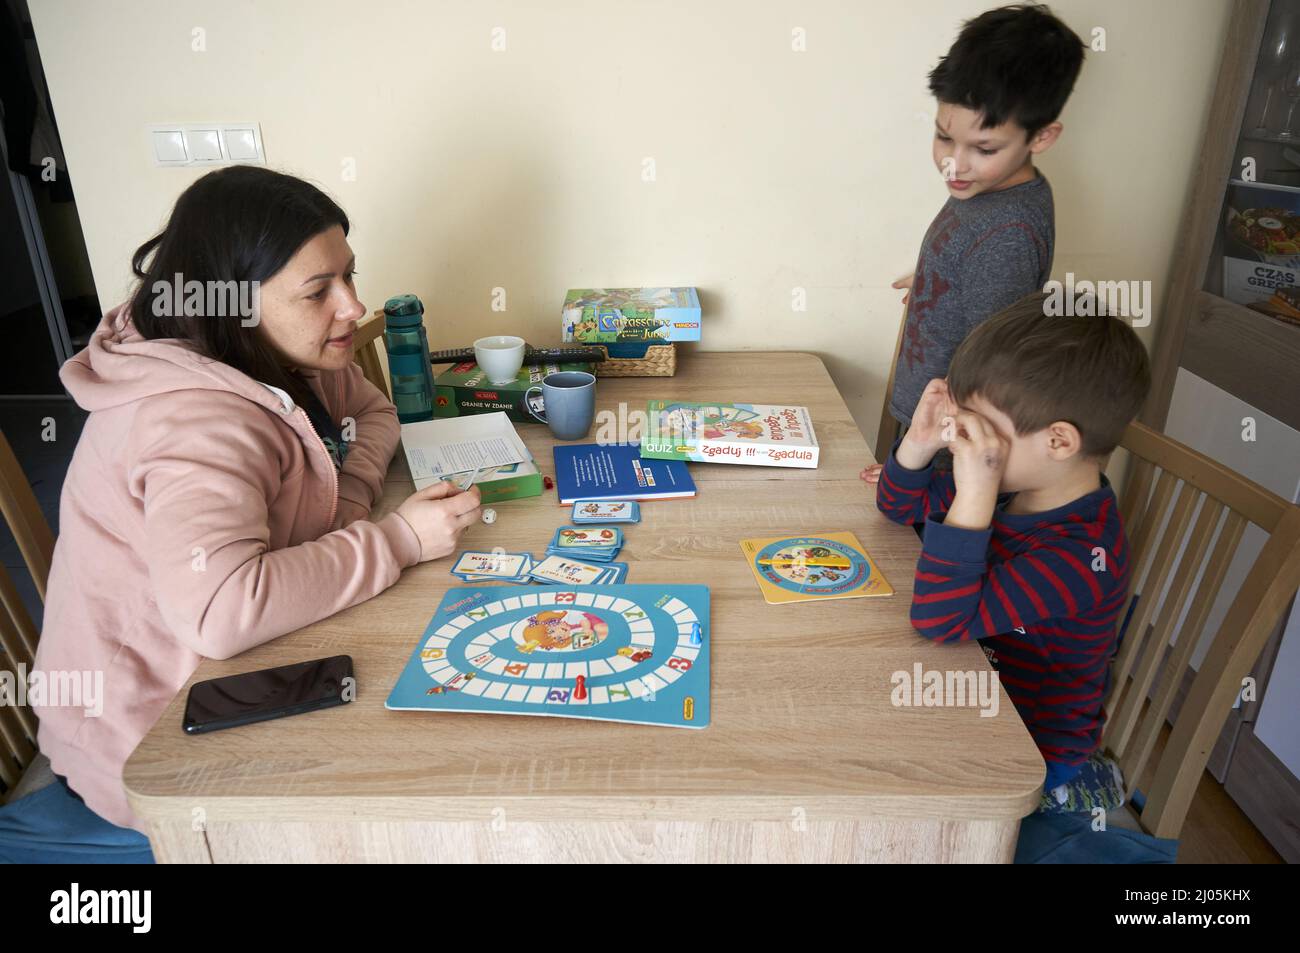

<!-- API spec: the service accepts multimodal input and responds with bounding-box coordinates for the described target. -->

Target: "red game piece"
[574,674,587,700]
[543,476,554,490]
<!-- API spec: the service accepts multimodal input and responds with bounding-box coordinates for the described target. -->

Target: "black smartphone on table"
[182,655,354,734]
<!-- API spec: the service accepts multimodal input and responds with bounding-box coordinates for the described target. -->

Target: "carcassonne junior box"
[432,360,594,423]
[561,288,702,344]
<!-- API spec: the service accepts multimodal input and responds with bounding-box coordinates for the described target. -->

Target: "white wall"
[28,0,1233,444]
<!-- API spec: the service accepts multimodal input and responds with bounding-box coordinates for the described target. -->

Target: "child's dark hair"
[946,292,1151,458]
[129,165,350,407]
[929,3,1086,137]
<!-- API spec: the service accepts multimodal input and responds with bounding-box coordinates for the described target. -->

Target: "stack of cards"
[528,555,628,586]
[527,525,629,586]
[571,499,641,524]
[547,526,623,562]
[450,550,535,585]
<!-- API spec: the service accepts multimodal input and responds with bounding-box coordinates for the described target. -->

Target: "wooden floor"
[1136,722,1283,863]
[1174,767,1283,863]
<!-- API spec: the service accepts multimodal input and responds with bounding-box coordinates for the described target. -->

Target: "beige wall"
[29,0,1231,449]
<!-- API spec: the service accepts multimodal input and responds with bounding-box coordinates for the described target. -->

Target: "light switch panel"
[148,122,264,167]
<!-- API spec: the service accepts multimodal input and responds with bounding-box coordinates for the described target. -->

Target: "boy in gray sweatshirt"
[864,4,1086,481]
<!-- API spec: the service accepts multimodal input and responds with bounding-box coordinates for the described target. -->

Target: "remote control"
[428,344,607,366]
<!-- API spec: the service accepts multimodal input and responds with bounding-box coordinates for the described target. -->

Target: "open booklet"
[399,411,542,502]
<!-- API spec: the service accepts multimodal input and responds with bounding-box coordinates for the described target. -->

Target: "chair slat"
[1107,477,1197,720]
[0,428,55,602]
[1118,455,1155,539]
[1118,510,1246,795]
[0,562,39,667]
[1105,494,1221,756]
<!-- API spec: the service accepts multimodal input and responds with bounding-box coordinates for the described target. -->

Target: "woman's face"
[255,225,365,371]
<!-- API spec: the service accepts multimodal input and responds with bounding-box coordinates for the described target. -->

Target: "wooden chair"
[0,427,55,801]
[353,309,390,400]
[874,301,908,459]
[1101,420,1300,840]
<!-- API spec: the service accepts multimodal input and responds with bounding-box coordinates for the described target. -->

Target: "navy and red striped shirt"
[876,447,1129,770]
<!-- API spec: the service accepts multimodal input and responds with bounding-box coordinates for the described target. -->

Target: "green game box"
[432,359,594,423]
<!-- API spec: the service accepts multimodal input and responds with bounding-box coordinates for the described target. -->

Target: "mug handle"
[524,386,547,423]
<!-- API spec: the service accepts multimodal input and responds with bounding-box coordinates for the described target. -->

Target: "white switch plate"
[150,128,187,164]
[147,122,265,167]
[185,128,223,162]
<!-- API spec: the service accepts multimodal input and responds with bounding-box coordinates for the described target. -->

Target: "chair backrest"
[0,427,51,797]
[873,301,908,459]
[354,310,390,400]
[1104,420,1300,839]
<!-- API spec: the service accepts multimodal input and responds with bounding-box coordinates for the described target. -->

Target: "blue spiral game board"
[386,584,710,729]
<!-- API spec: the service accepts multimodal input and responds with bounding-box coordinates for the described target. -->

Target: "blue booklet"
[552,443,697,504]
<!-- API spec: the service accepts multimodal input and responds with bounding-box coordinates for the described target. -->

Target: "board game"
[740,532,893,604]
[561,287,702,343]
[386,584,710,728]
[641,400,819,468]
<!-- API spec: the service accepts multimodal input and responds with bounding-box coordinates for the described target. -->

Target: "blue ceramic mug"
[525,371,596,441]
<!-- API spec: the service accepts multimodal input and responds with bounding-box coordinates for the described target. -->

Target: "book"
[1221,179,1300,308]
[552,443,696,505]
[640,400,819,469]
[561,287,701,344]
[400,412,543,503]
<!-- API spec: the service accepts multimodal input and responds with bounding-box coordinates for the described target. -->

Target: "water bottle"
[383,294,436,423]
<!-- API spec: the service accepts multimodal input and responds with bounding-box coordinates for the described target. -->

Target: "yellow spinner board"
[740,531,894,605]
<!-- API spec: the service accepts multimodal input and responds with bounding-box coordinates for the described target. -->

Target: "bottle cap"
[383,294,424,327]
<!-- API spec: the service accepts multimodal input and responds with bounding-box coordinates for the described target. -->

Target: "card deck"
[450,551,536,585]
[571,500,641,523]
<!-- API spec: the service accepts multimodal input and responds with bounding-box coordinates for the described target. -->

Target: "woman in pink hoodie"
[10,167,479,856]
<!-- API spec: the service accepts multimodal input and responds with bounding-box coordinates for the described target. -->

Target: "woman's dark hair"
[129,165,350,406]
[928,3,1086,137]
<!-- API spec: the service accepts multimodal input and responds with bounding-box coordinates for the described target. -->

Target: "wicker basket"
[590,343,677,377]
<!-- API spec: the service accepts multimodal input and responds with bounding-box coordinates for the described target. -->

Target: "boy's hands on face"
[943,410,1008,531]
[894,379,953,471]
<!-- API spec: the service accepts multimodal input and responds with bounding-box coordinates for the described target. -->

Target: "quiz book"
[552,443,696,505]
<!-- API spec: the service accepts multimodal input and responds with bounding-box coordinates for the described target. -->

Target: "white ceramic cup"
[473,335,526,384]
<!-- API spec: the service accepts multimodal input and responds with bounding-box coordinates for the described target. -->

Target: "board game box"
[561,287,701,344]
[433,360,594,423]
[640,400,819,468]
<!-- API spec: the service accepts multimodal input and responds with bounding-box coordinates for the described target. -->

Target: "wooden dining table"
[123,351,1044,862]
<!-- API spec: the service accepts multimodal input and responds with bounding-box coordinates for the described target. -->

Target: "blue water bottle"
[383,294,436,423]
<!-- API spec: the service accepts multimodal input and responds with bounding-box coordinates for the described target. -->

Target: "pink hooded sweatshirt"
[33,304,422,831]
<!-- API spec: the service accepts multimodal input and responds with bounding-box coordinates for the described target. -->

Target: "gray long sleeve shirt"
[888,171,1054,425]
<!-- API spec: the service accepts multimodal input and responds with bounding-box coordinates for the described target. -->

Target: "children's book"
[561,288,701,343]
[740,532,893,605]
[640,400,819,469]
[552,443,696,505]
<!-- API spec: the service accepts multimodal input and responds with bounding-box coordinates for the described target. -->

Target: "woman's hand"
[895,378,953,470]
[394,482,482,562]
[892,273,915,306]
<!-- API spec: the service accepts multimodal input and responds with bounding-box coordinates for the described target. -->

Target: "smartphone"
[182,655,354,734]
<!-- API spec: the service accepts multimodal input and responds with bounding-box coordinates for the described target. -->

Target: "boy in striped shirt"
[872,292,1151,792]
